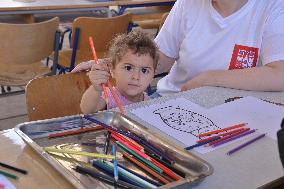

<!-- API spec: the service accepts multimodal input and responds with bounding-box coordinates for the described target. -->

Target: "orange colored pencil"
[208,128,250,146]
[198,123,247,137]
[89,37,124,114]
[197,127,247,143]
[89,37,108,101]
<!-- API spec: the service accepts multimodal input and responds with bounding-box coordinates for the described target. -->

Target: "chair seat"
[0,61,51,86]
[57,49,106,68]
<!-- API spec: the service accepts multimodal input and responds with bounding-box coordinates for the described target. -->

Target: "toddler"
[80,30,159,114]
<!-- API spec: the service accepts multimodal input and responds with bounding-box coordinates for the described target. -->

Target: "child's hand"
[87,61,110,91]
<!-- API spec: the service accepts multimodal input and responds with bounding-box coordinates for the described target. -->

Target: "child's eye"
[141,68,149,74]
[124,65,133,71]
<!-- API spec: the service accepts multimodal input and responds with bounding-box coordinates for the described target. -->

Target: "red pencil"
[111,132,143,152]
[197,127,247,143]
[89,37,108,101]
[88,37,124,114]
[198,123,247,137]
[48,126,104,139]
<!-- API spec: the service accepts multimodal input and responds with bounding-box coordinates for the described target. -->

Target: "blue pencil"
[112,144,118,182]
[185,136,221,150]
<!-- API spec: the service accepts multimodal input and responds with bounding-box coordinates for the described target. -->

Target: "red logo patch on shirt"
[229,44,259,70]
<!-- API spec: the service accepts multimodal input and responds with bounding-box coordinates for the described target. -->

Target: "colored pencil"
[198,123,247,137]
[117,163,162,187]
[0,162,27,175]
[43,147,115,159]
[105,161,157,189]
[197,128,247,143]
[185,136,221,150]
[91,160,149,189]
[89,36,108,101]
[227,133,266,155]
[111,131,143,151]
[208,128,250,146]
[117,140,180,181]
[116,141,163,174]
[212,129,256,147]
[48,125,104,138]
[83,116,137,140]
[113,134,149,160]
[74,165,140,189]
[145,151,186,178]
[89,37,124,114]
[112,144,118,182]
[0,169,18,180]
[121,151,170,184]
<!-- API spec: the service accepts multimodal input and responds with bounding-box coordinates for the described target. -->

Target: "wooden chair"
[57,13,132,73]
[0,17,60,94]
[26,72,91,121]
[125,6,172,31]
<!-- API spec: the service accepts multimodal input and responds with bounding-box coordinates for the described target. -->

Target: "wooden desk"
[0,129,74,189]
[0,0,175,23]
[3,86,283,188]
[0,0,116,23]
[115,0,175,15]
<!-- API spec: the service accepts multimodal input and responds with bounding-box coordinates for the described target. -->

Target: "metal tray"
[15,111,213,189]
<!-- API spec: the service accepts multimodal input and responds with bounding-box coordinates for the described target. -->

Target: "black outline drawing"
[153,105,221,137]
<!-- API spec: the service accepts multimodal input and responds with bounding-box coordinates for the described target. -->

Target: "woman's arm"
[155,50,175,75]
[181,61,284,92]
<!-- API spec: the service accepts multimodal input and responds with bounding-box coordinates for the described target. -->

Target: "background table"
[0,0,116,22]
[1,86,283,188]
[0,0,175,23]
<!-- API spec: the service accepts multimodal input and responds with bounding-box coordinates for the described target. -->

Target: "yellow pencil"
[43,147,115,160]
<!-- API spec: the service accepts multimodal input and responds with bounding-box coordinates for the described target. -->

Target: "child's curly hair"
[107,29,159,69]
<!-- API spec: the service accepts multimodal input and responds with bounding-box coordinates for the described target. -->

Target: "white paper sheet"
[131,98,221,153]
[131,96,284,154]
[208,96,284,140]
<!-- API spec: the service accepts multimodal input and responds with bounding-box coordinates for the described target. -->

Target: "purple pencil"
[226,133,266,155]
[212,129,256,147]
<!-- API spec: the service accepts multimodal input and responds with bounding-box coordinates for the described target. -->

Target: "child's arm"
[80,62,110,114]
[80,86,106,114]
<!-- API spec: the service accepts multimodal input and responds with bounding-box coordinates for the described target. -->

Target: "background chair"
[26,72,91,121]
[0,17,60,95]
[56,13,132,73]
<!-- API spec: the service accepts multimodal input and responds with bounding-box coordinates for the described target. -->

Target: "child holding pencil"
[80,29,159,114]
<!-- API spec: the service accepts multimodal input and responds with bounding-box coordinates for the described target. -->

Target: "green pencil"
[0,169,19,180]
[116,141,163,174]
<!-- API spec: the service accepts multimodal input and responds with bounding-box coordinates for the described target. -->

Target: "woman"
[72,0,284,96]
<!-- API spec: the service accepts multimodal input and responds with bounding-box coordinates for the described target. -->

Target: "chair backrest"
[26,72,91,121]
[0,17,59,65]
[71,13,132,64]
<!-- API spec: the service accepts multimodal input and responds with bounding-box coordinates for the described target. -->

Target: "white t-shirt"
[155,0,284,95]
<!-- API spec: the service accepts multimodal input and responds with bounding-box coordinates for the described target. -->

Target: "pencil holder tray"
[15,111,213,189]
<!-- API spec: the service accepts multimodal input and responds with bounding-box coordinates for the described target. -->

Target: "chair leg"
[1,86,5,94]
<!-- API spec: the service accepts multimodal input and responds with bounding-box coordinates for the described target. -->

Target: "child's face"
[110,50,155,101]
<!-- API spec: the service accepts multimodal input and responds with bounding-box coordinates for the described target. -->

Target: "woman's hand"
[181,72,209,91]
[71,60,94,73]
[87,62,110,91]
